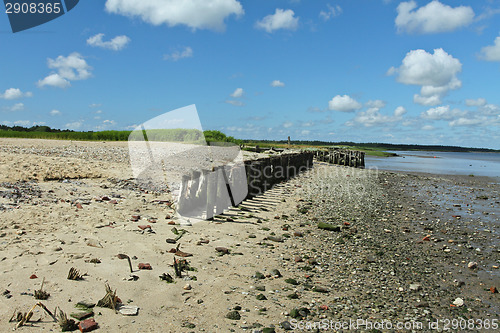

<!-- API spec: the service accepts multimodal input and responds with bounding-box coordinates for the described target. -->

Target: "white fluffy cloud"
[256,8,299,33]
[319,4,342,21]
[163,46,193,61]
[479,34,500,61]
[465,98,487,107]
[388,48,462,106]
[3,103,24,112]
[421,105,466,120]
[38,53,92,88]
[328,95,361,112]
[0,88,32,100]
[270,80,285,87]
[87,33,131,51]
[283,121,293,128]
[105,0,244,31]
[395,0,474,34]
[346,102,406,127]
[230,88,244,98]
[50,109,61,116]
[65,121,83,130]
[225,100,244,106]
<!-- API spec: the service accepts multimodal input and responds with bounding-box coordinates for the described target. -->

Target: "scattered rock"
[467,261,478,269]
[225,311,241,320]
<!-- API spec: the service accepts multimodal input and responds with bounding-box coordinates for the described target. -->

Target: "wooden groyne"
[315,148,365,168]
[176,151,314,219]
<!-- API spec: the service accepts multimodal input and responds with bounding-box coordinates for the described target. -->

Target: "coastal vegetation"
[0,125,497,155]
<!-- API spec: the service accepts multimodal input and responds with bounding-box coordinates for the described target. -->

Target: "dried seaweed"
[34,278,50,300]
[96,284,120,311]
[67,267,84,280]
[57,309,78,332]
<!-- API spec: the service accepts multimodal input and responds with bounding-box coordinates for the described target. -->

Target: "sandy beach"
[0,138,498,332]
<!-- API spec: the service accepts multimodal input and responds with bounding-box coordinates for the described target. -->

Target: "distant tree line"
[243,139,499,153]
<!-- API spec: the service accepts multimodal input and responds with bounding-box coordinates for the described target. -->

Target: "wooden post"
[205,168,218,220]
[177,174,190,215]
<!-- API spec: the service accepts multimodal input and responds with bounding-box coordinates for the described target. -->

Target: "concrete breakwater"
[176,151,314,220]
[315,148,365,168]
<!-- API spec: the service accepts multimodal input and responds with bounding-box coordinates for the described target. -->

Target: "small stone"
[284,278,298,285]
[256,293,267,300]
[131,215,140,221]
[294,256,303,263]
[226,311,241,320]
[262,328,276,333]
[452,297,464,307]
[166,238,176,244]
[270,269,282,278]
[76,203,83,209]
[254,272,265,279]
[293,231,303,237]
[490,287,498,294]
[78,318,98,332]
[183,283,192,290]
[215,247,230,255]
[312,286,328,293]
[138,225,151,230]
[409,283,422,291]
[467,261,478,269]
[29,274,37,279]
[281,321,292,330]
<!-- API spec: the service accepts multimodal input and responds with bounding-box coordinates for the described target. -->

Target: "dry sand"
[0,138,498,332]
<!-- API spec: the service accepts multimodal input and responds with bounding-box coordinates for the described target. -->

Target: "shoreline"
[0,139,498,331]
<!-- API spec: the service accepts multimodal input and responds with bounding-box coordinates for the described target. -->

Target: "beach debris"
[67,267,85,280]
[118,305,139,316]
[138,263,152,270]
[467,261,478,269]
[3,289,12,299]
[165,238,176,244]
[11,302,56,329]
[34,278,50,300]
[422,235,431,241]
[171,227,187,241]
[87,258,101,264]
[225,310,241,320]
[78,318,98,332]
[117,253,133,273]
[159,273,174,283]
[490,287,498,294]
[452,297,464,307]
[70,310,94,321]
[57,309,79,332]
[29,274,38,279]
[96,283,120,311]
[317,222,341,232]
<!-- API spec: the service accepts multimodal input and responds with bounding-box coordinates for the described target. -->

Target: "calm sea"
[366,151,500,179]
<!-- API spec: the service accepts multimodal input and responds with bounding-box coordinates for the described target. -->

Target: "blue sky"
[1,0,499,149]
